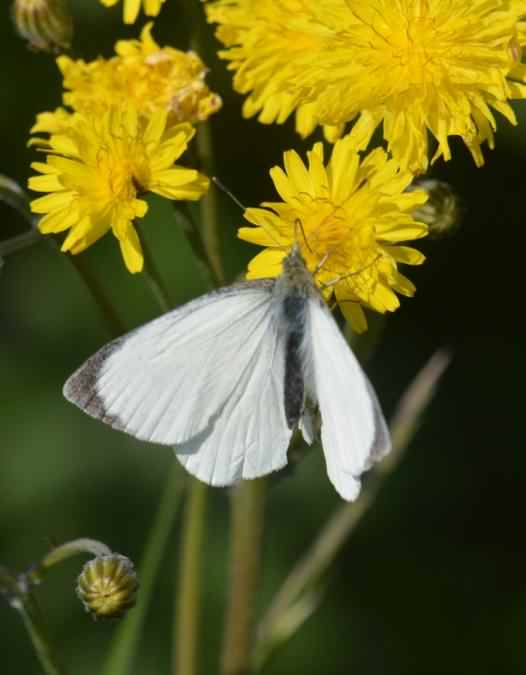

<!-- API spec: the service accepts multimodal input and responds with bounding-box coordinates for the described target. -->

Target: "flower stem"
[255,349,452,666]
[104,465,185,675]
[66,254,126,337]
[26,539,112,587]
[185,0,225,286]
[195,122,225,286]
[221,478,267,675]
[173,203,219,289]
[137,225,172,313]
[174,479,208,675]
[19,593,68,675]
[1,567,68,675]
[0,229,42,256]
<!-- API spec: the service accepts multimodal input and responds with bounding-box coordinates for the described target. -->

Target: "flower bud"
[12,0,73,53]
[408,179,461,237]
[76,554,138,619]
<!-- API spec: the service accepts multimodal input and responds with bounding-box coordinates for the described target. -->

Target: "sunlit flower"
[13,0,73,52]
[238,136,428,332]
[28,106,209,273]
[99,0,166,24]
[207,0,526,172]
[31,23,221,139]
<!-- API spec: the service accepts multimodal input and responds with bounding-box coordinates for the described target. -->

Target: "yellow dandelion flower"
[28,106,209,273]
[207,0,526,172]
[32,23,221,138]
[238,136,428,332]
[99,0,166,24]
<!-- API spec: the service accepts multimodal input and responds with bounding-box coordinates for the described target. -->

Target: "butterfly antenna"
[213,176,287,252]
[320,253,383,290]
[212,176,246,211]
[294,217,312,254]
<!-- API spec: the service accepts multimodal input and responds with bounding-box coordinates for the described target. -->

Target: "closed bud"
[76,554,138,619]
[408,179,461,237]
[12,0,73,53]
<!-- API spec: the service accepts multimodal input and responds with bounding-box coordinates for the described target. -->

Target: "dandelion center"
[298,200,375,279]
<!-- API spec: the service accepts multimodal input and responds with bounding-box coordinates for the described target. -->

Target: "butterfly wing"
[64,282,292,485]
[307,298,391,500]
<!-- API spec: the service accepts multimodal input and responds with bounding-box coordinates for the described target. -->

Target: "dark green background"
[2,2,526,674]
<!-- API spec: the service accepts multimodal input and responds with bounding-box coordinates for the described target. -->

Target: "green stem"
[27,539,112,587]
[185,0,225,286]
[66,254,126,337]
[2,565,68,675]
[174,479,208,675]
[255,349,452,666]
[174,203,218,289]
[18,593,68,675]
[103,465,185,675]
[137,225,172,313]
[195,122,224,286]
[0,229,41,256]
[221,479,267,675]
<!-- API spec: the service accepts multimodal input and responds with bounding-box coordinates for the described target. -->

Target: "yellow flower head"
[28,106,209,273]
[33,23,221,137]
[238,136,428,332]
[207,0,526,173]
[100,0,166,24]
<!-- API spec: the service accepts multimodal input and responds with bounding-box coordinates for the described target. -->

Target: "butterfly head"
[278,243,319,298]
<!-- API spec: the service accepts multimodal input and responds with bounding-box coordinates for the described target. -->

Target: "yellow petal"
[38,207,79,234]
[246,248,286,280]
[118,226,144,272]
[28,174,64,192]
[376,222,428,242]
[338,299,368,334]
[30,192,75,214]
[383,245,425,265]
[124,0,142,24]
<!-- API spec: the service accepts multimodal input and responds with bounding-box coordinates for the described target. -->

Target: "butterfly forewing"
[63,282,290,456]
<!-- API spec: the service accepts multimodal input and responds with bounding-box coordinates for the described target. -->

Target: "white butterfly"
[63,246,390,500]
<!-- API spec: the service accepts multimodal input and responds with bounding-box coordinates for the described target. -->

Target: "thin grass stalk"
[255,349,452,665]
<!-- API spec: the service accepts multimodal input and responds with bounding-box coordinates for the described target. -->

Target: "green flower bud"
[12,0,73,53]
[76,554,138,619]
[408,179,461,237]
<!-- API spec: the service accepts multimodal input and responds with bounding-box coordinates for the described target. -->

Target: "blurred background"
[2,2,526,674]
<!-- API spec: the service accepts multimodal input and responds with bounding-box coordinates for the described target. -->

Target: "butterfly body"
[64,248,390,500]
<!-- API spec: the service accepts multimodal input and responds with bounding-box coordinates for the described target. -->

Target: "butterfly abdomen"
[281,292,308,430]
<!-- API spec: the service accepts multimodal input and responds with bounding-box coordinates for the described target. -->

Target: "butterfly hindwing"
[307,298,389,500]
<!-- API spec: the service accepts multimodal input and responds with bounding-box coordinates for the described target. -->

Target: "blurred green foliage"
[2,2,526,674]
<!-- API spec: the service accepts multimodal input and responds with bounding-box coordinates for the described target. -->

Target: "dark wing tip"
[63,339,125,429]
